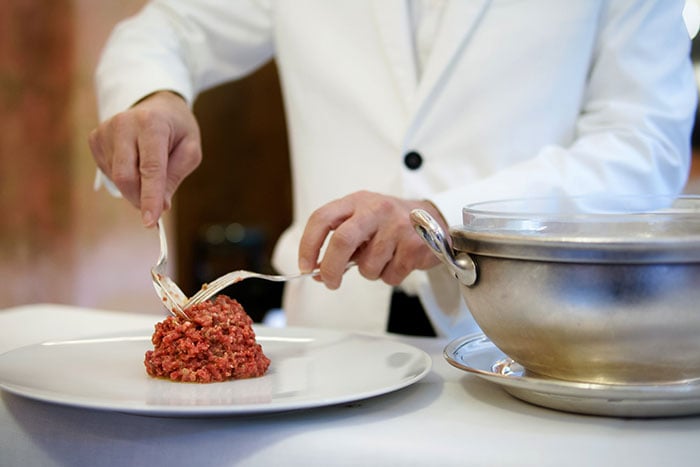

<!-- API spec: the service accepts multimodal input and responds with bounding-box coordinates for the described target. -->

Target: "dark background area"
[174,62,291,322]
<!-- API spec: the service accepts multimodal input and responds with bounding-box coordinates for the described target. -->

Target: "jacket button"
[404,151,423,170]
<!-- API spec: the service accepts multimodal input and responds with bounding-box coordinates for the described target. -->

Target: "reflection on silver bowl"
[412,195,700,385]
[444,333,700,418]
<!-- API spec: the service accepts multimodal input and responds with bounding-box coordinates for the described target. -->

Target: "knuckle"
[139,156,163,176]
[357,241,393,281]
[110,111,136,134]
[382,255,413,286]
[111,166,136,188]
[308,205,333,224]
[129,108,170,139]
[131,107,157,126]
[394,258,413,277]
[329,228,356,251]
[182,140,203,169]
[373,197,394,215]
[357,261,382,280]
[382,271,403,287]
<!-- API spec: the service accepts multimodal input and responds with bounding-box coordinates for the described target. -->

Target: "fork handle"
[188,262,356,307]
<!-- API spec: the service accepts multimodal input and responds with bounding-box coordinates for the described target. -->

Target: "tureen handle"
[410,209,478,286]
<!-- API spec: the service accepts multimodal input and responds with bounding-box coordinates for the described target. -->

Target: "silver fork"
[187,262,357,308]
[151,218,190,319]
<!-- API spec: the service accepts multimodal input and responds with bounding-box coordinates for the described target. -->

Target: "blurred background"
[1,1,699,319]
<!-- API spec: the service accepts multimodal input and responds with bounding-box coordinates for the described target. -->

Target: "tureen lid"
[452,195,700,263]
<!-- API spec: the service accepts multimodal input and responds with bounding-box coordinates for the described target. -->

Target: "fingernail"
[299,259,312,273]
[142,209,155,227]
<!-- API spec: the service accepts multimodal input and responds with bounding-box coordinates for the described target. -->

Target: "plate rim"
[0,326,432,417]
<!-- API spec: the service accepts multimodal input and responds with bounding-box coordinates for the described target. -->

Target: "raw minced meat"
[145,295,270,383]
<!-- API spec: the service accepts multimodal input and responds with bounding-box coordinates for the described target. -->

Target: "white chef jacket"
[94,0,696,337]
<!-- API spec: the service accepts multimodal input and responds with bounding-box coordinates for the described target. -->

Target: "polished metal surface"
[412,195,700,385]
[187,262,356,307]
[457,255,700,384]
[151,218,189,319]
[445,334,700,418]
[152,218,355,314]
[410,209,477,286]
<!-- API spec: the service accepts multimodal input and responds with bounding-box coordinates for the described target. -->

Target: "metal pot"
[411,195,700,384]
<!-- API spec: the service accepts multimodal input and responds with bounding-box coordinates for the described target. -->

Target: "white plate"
[0,326,431,417]
[444,334,700,418]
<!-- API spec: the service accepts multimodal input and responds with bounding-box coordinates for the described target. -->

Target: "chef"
[89,0,696,338]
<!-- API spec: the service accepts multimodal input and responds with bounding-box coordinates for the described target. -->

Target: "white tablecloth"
[1,304,698,467]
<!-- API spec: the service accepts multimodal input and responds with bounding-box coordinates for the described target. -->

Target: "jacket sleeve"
[430,0,697,226]
[94,0,274,121]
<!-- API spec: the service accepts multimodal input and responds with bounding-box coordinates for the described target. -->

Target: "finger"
[108,121,142,208]
[163,134,202,210]
[88,128,108,173]
[88,128,118,192]
[298,198,353,273]
[381,225,443,285]
[353,231,395,280]
[320,214,377,289]
[379,244,415,286]
[137,123,170,227]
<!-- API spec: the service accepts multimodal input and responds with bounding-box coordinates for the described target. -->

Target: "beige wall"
[0,0,162,314]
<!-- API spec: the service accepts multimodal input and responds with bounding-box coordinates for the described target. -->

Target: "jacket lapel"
[411,0,492,120]
[372,0,418,117]
[372,0,492,124]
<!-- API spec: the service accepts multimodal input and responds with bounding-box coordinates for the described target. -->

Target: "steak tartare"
[145,295,270,383]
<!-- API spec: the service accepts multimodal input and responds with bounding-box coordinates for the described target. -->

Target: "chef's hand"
[298,190,448,289]
[88,91,202,227]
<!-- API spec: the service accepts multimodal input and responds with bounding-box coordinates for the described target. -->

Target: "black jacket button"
[404,151,423,170]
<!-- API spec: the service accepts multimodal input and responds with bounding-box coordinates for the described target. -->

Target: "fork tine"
[152,218,189,319]
[188,271,240,304]
[151,271,188,320]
